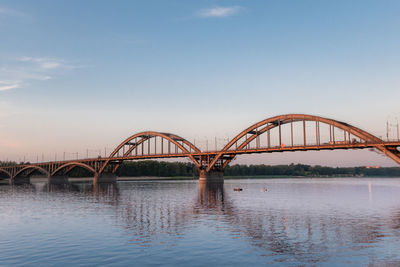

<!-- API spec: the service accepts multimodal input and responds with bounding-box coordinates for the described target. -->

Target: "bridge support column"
[94,173,117,183]
[49,175,69,184]
[11,176,30,184]
[199,170,224,184]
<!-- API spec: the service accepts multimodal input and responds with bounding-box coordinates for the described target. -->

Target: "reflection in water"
[99,181,400,263]
[45,182,120,207]
[46,182,84,192]
[197,182,225,210]
[2,179,400,266]
[93,182,119,206]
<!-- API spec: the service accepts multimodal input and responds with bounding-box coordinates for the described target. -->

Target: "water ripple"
[0,178,399,266]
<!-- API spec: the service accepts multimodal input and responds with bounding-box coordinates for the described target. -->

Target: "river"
[0,178,399,266]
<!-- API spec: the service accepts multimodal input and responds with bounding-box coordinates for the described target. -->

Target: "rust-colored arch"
[13,165,50,178]
[99,131,201,174]
[52,162,97,176]
[207,114,395,172]
[0,168,12,178]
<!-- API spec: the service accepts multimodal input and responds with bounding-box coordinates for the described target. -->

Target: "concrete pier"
[49,175,69,184]
[94,173,117,183]
[199,170,224,184]
[11,176,30,184]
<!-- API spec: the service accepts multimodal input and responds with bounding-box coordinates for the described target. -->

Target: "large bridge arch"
[99,131,202,174]
[207,114,399,172]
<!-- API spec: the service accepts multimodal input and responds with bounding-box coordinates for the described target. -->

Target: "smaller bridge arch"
[13,165,50,179]
[99,131,202,174]
[51,162,97,177]
[0,168,12,178]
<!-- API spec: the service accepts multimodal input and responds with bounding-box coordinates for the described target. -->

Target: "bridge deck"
[1,141,399,170]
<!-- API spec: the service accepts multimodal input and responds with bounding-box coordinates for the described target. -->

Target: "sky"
[0,0,400,166]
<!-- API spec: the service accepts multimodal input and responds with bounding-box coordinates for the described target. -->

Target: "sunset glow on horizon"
[1,0,399,166]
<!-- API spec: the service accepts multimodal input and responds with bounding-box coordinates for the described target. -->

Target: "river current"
[0,178,399,266]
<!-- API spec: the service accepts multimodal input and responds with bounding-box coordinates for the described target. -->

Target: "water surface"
[0,178,400,266]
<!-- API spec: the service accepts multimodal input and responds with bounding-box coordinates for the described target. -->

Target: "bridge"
[1,114,400,184]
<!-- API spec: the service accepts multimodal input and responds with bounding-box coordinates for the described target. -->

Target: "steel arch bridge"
[1,114,399,183]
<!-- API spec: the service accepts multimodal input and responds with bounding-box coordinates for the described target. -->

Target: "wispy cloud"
[0,56,80,92]
[18,57,63,70]
[0,7,29,18]
[0,81,20,91]
[0,7,17,16]
[197,6,242,18]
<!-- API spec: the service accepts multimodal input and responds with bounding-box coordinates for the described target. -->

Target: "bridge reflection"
[17,180,400,264]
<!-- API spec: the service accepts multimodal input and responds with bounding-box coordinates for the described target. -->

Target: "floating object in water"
[233,187,243,192]
[261,188,267,192]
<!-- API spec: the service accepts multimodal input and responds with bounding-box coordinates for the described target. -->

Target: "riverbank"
[1,175,399,185]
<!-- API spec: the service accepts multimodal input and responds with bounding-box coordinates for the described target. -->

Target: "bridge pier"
[94,173,117,183]
[49,175,69,184]
[199,170,224,184]
[11,176,30,184]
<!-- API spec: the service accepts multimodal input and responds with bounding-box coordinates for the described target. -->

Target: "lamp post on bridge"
[387,121,389,141]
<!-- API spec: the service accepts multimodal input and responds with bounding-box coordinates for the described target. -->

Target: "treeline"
[224,164,400,177]
[1,160,400,177]
[117,161,400,177]
[116,161,197,177]
[0,161,17,167]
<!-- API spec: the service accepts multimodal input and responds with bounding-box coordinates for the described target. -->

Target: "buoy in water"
[233,187,243,192]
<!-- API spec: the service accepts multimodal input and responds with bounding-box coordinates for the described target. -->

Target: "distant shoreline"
[3,162,400,181]
[116,175,397,181]
[1,175,400,185]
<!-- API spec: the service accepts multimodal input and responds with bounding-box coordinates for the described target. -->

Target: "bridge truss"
[1,114,399,183]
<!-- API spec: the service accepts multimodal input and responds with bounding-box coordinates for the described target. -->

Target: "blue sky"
[1,0,400,166]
